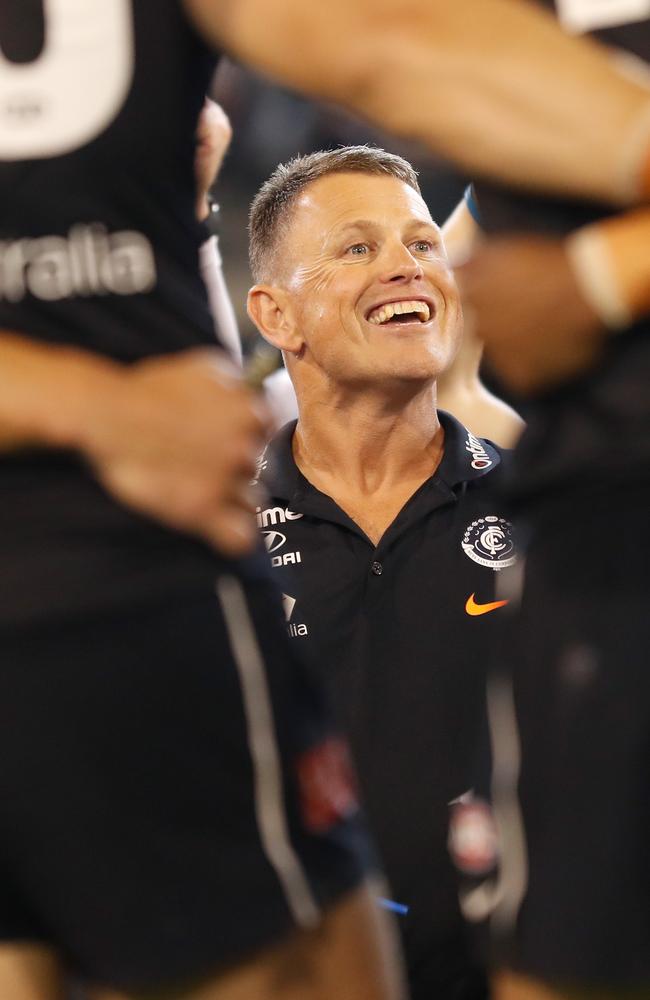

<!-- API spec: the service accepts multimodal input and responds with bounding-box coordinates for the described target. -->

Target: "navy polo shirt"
[258,410,515,996]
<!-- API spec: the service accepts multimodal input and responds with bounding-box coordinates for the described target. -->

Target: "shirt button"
[371,560,383,576]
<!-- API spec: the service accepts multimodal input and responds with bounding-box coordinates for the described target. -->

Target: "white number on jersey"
[0,0,134,160]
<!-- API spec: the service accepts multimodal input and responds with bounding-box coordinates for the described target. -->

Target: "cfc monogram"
[461,516,516,571]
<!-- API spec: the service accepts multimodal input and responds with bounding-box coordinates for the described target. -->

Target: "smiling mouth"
[367,299,432,326]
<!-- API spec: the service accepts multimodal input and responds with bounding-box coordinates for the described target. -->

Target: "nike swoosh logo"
[465,593,509,616]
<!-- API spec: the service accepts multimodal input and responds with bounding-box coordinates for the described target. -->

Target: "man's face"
[280,171,462,386]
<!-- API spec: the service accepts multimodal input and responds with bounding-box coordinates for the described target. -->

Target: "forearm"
[189,0,650,205]
[0,332,121,452]
[355,1,650,206]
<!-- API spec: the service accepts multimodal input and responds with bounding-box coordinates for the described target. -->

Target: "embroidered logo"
[462,516,516,571]
[465,593,509,616]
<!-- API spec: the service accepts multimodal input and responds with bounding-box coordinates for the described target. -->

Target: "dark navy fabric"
[0,0,222,625]
[259,411,512,1000]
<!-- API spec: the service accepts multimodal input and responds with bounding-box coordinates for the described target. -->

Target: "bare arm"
[184,0,650,205]
[0,332,116,451]
[0,331,266,554]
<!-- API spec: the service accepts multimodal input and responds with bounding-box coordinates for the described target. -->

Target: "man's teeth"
[368,300,431,324]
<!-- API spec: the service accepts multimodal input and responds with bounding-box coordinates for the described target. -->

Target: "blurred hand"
[82,350,269,556]
[456,236,607,395]
[195,98,233,221]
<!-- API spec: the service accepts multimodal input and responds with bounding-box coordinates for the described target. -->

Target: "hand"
[456,236,607,395]
[80,349,269,556]
[195,98,233,221]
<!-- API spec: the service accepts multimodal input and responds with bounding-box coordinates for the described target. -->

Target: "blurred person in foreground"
[456,5,650,1000]
[2,1,650,998]
[247,145,514,1000]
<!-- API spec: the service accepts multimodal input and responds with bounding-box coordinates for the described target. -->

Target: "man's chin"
[369,364,441,388]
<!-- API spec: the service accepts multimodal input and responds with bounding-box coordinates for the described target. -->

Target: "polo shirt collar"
[435,410,502,487]
[256,420,303,503]
[259,410,501,505]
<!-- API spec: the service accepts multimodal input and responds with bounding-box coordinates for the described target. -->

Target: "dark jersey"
[0,1,225,626]
[258,412,513,998]
[474,1,650,500]
[0,0,217,361]
[471,3,650,988]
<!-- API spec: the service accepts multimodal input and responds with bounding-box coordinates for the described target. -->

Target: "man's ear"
[247,284,304,354]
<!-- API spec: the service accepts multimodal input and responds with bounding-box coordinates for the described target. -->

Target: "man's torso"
[258,412,514,978]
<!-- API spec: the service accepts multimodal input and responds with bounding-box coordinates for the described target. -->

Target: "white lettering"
[256,506,304,528]
[0,225,156,303]
[271,551,302,568]
[465,432,492,471]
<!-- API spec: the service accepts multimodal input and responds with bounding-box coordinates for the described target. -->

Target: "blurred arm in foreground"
[186,0,650,205]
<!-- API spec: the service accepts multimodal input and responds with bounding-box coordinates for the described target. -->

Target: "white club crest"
[462,516,516,571]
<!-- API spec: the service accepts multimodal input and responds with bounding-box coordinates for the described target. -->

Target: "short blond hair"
[248,145,420,282]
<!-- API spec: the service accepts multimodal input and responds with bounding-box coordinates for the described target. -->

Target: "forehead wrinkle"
[333,218,382,238]
[327,208,441,246]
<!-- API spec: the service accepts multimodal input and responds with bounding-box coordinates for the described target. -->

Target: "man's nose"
[379,242,424,283]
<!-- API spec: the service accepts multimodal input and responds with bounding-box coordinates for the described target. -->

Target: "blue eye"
[347,243,369,255]
[411,240,434,253]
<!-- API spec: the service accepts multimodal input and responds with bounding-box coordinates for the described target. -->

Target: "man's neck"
[293,383,443,500]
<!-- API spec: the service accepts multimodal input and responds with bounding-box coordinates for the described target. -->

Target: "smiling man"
[247,147,515,1000]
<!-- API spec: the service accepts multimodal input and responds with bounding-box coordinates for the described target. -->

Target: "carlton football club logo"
[462,516,516,571]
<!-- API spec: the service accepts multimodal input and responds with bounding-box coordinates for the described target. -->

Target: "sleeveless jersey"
[0,1,224,626]
[474,0,650,500]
